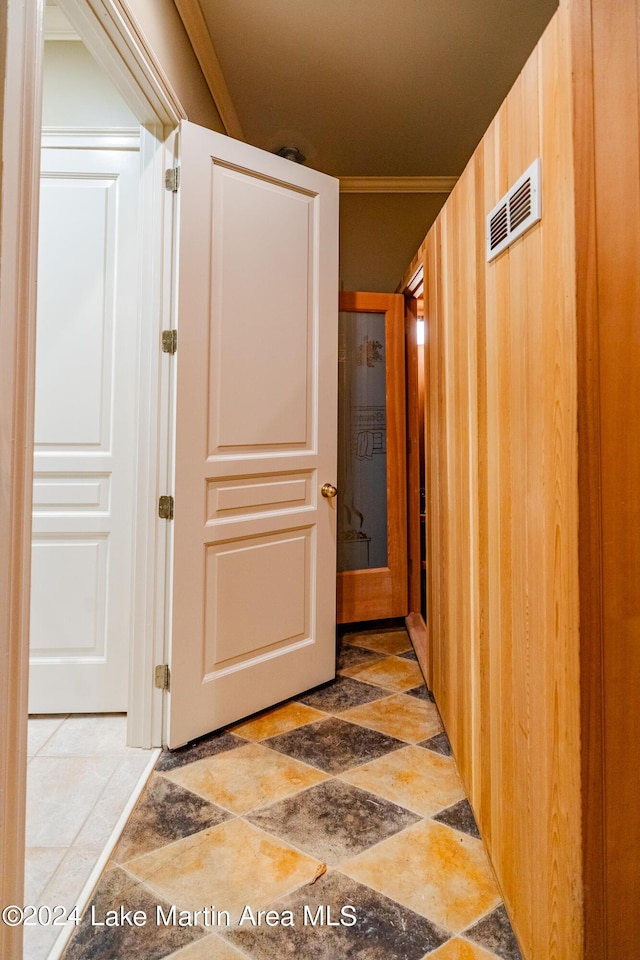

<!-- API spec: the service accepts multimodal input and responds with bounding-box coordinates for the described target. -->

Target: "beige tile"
[26,756,119,846]
[339,745,466,817]
[126,818,321,924]
[36,844,102,910]
[23,917,60,960]
[339,693,442,742]
[24,847,67,903]
[163,741,329,814]
[28,855,136,960]
[74,752,154,852]
[228,701,327,740]
[27,716,66,757]
[342,819,501,934]
[343,630,412,655]
[166,934,248,959]
[426,937,501,960]
[340,656,425,692]
[39,714,139,757]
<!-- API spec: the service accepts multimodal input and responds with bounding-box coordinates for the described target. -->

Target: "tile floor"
[61,626,523,960]
[25,714,155,960]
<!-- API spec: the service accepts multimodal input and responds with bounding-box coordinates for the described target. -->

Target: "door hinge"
[158,495,174,520]
[165,166,180,192]
[154,664,170,691]
[162,329,177,354]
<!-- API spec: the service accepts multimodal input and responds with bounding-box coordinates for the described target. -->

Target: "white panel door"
[29,138,140,713]
[168,121,338,748]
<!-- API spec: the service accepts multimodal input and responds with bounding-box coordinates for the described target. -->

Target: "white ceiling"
[197,0,559,177]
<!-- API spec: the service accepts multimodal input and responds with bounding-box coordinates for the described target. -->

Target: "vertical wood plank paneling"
[569,0,606,951]
[503,49,539,954]
[461,161,481,810]
[588,0,640,951]
[473,142,492,841]
[537,8,582,956]
[419,1,640,955]
[420,7,582,959]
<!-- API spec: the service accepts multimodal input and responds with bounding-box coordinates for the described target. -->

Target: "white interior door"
[168,121,339,748]
[29,136,140,713]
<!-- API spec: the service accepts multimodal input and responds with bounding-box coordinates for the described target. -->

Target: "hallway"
[62,625,521,959]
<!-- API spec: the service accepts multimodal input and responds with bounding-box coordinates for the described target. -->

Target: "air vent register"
[486,158,541,261]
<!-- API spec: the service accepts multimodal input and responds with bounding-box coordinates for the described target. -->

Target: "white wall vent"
[486,158,541,261]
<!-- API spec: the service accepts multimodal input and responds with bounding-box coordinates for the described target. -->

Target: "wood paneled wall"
[416,6,584,958]
[409,0,640,956]
[570,0,640,955]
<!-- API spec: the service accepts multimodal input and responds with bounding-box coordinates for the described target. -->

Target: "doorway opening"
[30,26,142,717]
[25,7,168,956]
[403,264,429,679]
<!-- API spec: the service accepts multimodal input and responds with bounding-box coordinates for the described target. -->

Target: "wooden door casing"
[337,291,407,624]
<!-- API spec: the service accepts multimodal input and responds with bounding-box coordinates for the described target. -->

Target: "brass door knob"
[321,482,337,499]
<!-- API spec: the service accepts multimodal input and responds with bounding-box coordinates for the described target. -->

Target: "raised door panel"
[29,140,139,713]
[168,121,338,748]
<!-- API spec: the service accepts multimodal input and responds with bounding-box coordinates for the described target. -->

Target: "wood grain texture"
[574,0,640,953]
[404,1,640,954]
[415,8,583,958]
[569,0,606,954]
[405,611,427,676]
[337,292,407,623]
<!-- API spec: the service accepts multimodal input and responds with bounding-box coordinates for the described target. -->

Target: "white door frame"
[0,1,186,950]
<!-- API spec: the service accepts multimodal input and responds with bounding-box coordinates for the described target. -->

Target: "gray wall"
[339,192,447,292]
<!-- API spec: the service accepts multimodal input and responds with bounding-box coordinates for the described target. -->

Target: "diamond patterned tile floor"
[62,624,522,960]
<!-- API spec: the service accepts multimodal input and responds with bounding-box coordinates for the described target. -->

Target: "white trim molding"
[41,126,141,149]
[58,0,186,126]
[339,176,458,194]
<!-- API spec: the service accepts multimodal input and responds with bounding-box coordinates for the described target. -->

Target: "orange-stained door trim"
[337,291,407,623]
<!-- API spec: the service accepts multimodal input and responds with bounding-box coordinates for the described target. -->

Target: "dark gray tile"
[62,865,203,960]
[246,779,420,864]
[298,675,390,713]
[263,716,405,774]
[419,732,452,756]
[111,774,232,863]
[398,648,418,661]
[155,730,246,772]
[224,869,448,959]
[405,683,436,703]
[337,643,385,671]
[464,905,523,960]
[433,799,481,840]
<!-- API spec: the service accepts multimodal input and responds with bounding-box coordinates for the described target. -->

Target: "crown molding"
[173,0,245,141]
[339,176,458,194]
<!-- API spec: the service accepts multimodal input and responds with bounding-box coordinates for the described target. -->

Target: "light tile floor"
[25,714,154,960]
[61,626,523,960]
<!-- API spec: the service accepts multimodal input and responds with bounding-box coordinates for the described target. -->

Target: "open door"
[167,121,339,748]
